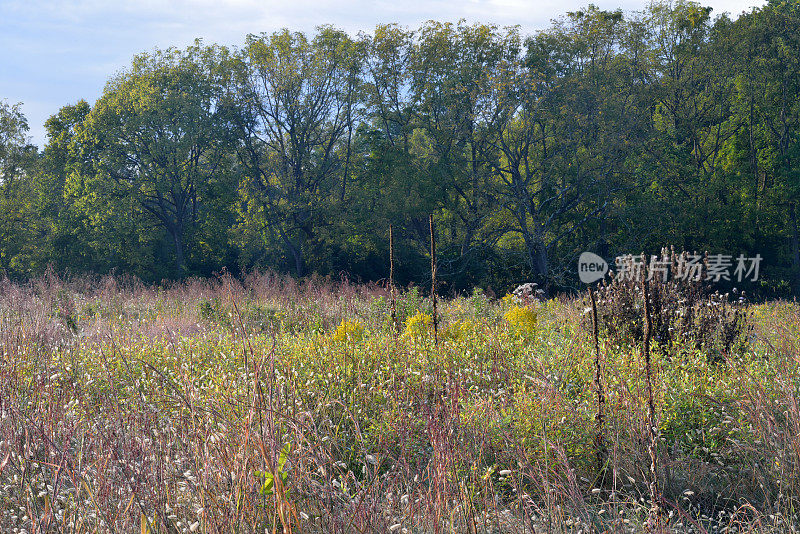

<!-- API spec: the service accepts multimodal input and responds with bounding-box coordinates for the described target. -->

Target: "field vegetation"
[1,271,799,533]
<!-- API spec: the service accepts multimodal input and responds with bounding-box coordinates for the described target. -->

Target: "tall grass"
[0,271,798,533]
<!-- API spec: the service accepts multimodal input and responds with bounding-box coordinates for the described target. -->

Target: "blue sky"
[1,0,765,147]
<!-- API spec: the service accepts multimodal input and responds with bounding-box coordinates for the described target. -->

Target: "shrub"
[595,250,751,360]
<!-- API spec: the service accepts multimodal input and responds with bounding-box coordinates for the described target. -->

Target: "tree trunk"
[292,246,305,278]
[790,203,800,296]
[536,245,549,278]
[461,225,474,258]
[278,225,305,278]
[519,216,548,279]
[172,227,187,275]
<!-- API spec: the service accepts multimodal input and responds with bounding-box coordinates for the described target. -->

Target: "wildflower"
[403,311,433,339]
[442,320,468,341]
[501,293,518,305]
[332,320,364,343]
[504,305,537,335]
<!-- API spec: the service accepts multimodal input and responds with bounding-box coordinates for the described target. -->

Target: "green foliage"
[197,297,231,326]
[72,41,241,278]
[395,285,424,323]
[254,443,291,497]
[1,2,800,296]
[0,100,38,275]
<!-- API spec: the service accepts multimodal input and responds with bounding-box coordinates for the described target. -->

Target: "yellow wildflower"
[404,311,433,339]
[332,319,364,343]
[504,305,537,335]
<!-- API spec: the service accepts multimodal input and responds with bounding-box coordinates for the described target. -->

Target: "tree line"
[1,0,798,296]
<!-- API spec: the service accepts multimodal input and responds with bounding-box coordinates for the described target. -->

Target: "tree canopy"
[1,1,798,296]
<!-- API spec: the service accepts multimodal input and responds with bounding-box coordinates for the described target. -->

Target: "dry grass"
[0,271,798,533]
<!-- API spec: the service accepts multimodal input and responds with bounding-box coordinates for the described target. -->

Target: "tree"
[78,42,240,276]
[17,101,97,274]
[725,0,800,293]
[0,100,34,186]
[469,7,638,284]
[0,100,37,275]
[236,27,363,276]
[635,1,740,252]
[408,22,517,286]
[360,24,437,260]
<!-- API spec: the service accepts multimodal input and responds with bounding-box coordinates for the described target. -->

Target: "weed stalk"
[642,254,662,532]
[390,224,398,335]
[589,286,607,482]
[429,214,438,346]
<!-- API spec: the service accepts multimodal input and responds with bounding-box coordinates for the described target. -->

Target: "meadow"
[0,271,799,533]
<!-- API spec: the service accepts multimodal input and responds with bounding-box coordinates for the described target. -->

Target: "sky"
[1,0,766,147]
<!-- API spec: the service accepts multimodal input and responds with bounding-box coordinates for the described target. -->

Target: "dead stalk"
[642,255,662,533]
[390,224,398,335]
[429,214,438,346]
[589,286,607,482]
